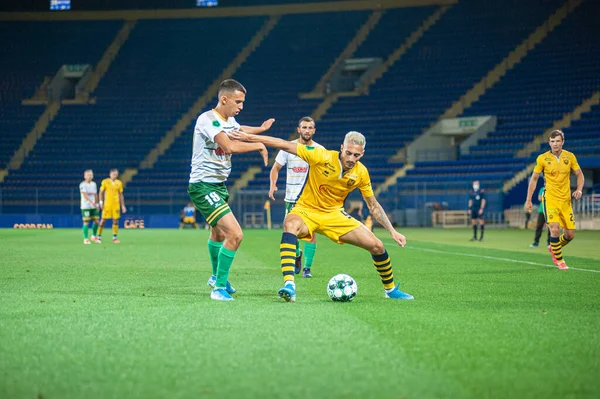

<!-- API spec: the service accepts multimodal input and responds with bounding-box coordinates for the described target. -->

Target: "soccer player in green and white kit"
[79,169,100,244]
[188,79,272,301]
[269,117,322,278]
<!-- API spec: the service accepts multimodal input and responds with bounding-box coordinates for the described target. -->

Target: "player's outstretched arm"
[240,118,275,135]
[364,195,406,247]
[230,131,298,155]
[214,132,268,166]
[525,172,540,213]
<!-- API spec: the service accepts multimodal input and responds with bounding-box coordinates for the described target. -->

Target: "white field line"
[383,241,600,274]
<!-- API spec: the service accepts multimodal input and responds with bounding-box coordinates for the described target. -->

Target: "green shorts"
[81,208,99,222]
[188,182,231,227]
[284,201,295,216]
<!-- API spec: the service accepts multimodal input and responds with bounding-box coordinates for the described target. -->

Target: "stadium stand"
[463,0,600,161]
[0,21,122,170]
[127,11,370,212]
[1,0,598,218]
[382,0,598,212]
[1,17,266,213]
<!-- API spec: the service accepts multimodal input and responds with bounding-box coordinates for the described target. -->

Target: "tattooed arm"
[364,195,406,247]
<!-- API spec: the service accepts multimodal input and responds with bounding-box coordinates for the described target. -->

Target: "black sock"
[473,225,477,238]
[480,225,485,239]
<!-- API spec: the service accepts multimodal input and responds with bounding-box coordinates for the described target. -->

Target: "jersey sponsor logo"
[322,170,330,177]
[215,147,226,156]
[212,120,221,128]
[323,162,336,172]
[292,166,308,173]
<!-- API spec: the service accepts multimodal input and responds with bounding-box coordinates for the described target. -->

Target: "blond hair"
[344,131,366,147]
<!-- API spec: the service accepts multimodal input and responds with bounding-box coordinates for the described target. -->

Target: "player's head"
[296,116,316,144]
[217,79,246,117]
[340,131,365,170]
[109,168,119,180]
[187,202,193,208]
[84,169,93,182]
[548,130,564,153]
[472,180,480,191]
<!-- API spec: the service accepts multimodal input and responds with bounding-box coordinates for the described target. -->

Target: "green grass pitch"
[1,227,599,399]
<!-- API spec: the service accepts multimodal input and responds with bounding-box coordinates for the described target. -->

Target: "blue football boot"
[278,284,296,303]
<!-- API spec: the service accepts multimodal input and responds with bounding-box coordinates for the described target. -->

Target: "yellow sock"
[280,232,297,286]
[98,225,104,236]
[112,221,118,237]
[372,250,395,290]
[550,237,563,261]
[559,234,571,248]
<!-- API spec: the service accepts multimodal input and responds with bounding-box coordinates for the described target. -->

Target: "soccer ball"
[327,274,357,302]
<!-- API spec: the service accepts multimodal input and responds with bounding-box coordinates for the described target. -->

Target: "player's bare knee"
[227,229,244,248]
[283,218,302,235]
[564,230,575,240]
[370,239,385,255]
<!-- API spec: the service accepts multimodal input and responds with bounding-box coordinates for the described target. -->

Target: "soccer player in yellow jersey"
[232,130,413,301]
[98,168,127,244]
[526,130,584,270]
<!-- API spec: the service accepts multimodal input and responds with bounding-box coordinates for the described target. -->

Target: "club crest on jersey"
[563,159,569,165]
[212,120,220,128]
[346,179,356,187]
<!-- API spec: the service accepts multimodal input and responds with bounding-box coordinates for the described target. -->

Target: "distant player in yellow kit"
[98,169,127,244]
[526,130,584,270]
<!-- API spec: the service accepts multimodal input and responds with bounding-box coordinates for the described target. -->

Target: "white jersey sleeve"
[275,150,288,166]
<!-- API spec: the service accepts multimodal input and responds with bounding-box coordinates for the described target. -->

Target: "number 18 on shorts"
[188,182,231,227]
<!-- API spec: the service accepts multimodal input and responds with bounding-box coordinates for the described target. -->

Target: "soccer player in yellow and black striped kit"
[232,130,413,302]
[526,130,584,270]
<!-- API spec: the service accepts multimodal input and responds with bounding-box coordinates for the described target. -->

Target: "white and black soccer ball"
[327,274,357,302]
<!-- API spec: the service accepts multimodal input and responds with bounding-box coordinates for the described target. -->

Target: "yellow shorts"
[183,216,196,224]
[102,205,121,220]
[544,198,575,230]
[289,206,363,244]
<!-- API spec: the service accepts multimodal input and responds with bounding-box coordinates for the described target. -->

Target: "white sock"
[285,281,296,289]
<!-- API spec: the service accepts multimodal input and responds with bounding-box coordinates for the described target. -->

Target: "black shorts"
[471,210,485,219]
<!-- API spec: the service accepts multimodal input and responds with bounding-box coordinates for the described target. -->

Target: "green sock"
[296,241,301,257]
[82,224,89,239]
[208,239,223,277]
[304,242,317,269]
[216,247,236,288]
[92,223,98,237]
